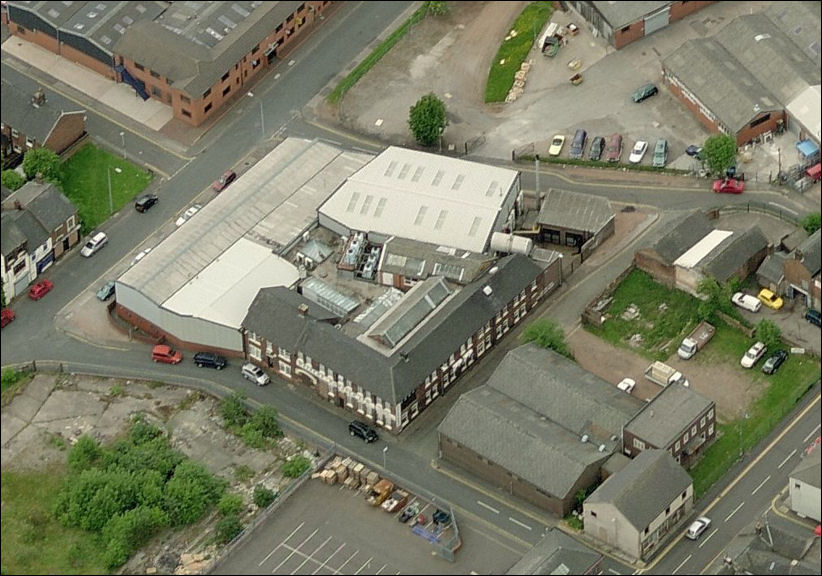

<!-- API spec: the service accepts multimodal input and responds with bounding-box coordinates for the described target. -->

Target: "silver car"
[241,362,270,386]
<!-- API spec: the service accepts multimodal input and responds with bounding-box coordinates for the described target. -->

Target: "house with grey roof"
[757,252,787,294]
[634,211,714,287]
[569,1,715,50]
[783,229,821,310]
[535,188,615,259]
[789,446,821,522]
[437,344,644,516]
[623,384,715,469]
[584,449,693,560]
[506,528,603,575]
[242,254,562,433]
[1,82,86,169]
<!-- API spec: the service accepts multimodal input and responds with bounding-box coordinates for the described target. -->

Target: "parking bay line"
[778,449,797,469]
[290,536,332,575]
[336,550,359,573]
[672,554,692,574]
[312,543,346,575]
[751,475,770,496]
[725,502,745,522]
[803,424,820,443]
[509,517,532,531]
[260,522,305,566]
[354,556,373,575]
[698,528,718,548]
[477,500,500,514]
[271,528,318,573]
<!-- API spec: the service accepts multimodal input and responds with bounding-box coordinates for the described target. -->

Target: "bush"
[1,169,24,191]
[249,405,283,439]
[22,148,62,183]
[215,515,244,545]
[164,460,226,526]
[218,493,245,517]
[253,486,278,509]
[755,319,782,349]
[281,455,312,478]
[521,318,574,359]
[801,212,821,235]
[67,435,102,473]
[221,392,249,428]
[102,506,169,569]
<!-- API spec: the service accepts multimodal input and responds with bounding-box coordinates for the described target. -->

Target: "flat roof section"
[674,230,733,269]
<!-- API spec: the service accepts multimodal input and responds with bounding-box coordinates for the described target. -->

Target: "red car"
[1,308,15,328]
[152,344,183,364]
[212,170,237,192]
[28,279,54,300]
[713,178,745,194]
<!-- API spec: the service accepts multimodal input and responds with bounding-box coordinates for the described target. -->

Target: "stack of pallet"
[506,61,532,103]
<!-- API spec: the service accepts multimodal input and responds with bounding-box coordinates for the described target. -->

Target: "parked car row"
[548,130,669,167]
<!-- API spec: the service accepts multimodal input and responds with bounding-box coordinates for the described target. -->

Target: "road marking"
[608,569,621,574]
[260,522,304,566]
[354,556,373,575]
[271,528,318,573]
[698,528,718,548]
[312,543,345,575]
[803,425,820,443]
[509,517,532,531]
[374,563,388,575]
[778,449,797,468]
[337,550,359,572]
[724,502,745,522]
[477,500,500,514]
[291,536,332,575]
[752,475,771,496]
[767,202,798,216]
[672,553,692,574]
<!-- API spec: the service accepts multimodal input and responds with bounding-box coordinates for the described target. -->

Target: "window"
[181,109,191,118]
[691,425,697,436]
[25,138,35,148]
[151,86,163,97]
[276,23,283,33]
[13,260,26,274]
[590,511,597,518]
[204,103,212,113]
[150,70,160,79]
[203,88,211,98]
[252,43,260,54]
[682,491,687,500]
[749,114,771,128]
[221,71,230,82]
[683,432,689,443]
[633,438,645,450]
[674,440,680,451]
[708,408,714,420]
[180,94,190,104]
[135,62,145,71]
[287,13,294,22]
[11,128,18,138]
[279,361,291,376]
[700,416,706,428]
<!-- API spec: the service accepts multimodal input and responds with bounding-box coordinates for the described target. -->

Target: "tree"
[801,212,821,235]
[702,133,737,176]
[163,460,225,525]
[1,169,25,191]
[408,93,447,147]
[249,405,283,439]
[755,319,782,350]
[215,515,244,544]
[426,1,449,16]
[520,318,574,359]
[22,147,62,182]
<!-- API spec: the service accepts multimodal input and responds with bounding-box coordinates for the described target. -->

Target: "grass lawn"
[61,143,153,234]
[1,467,109,574]
[484,2,552,103]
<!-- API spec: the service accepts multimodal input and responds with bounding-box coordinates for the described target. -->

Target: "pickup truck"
[366,478,395,507]
[644,361,690,387]
[677,321,716,360]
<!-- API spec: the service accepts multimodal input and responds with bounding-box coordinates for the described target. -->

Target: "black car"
[135,194,158,213]
[193,351,227,370]
[762,350,788,375]
[349,420,378,443]
[588,136,605,161]
[805,309,821,327]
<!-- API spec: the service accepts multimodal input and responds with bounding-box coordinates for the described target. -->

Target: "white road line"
[672,554,692,574]
[271,528,318,573]
[259,522,305,566]
[509,517,532,531]
[608,569,621,574]
[290,536,332,575]
[354,556,373,575]
[698,528,718,548]
[803,424,820,443]
[778,449,797,468]
[751,475,771,495]
[312,543,345,575]
[477,500,500,514]
[725,501,745,522]
[375,563,388,575]
[337,550,359,573]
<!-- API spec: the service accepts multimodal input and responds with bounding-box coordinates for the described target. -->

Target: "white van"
[80,232,108,257]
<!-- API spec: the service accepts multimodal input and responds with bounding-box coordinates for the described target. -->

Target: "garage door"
[644,8,670,36]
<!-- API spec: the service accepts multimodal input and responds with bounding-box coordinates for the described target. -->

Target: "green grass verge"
[1,368,32,407]
[61,143,153,234]
[327,3,429,105]
[1,467,109,574]
[484,2,553,103]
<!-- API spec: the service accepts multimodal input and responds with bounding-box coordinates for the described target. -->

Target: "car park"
[758,288,783,310]
[134,193,159,213]
[632,83,658,103]
[686,517,711,540]
[741,341,767,368]
[175,204,202,227]
[151,344,182,364]
[713,178,745,194]
[28,279,54,300]
[806,309,821,327]
[241,362,270,386]
[349,420,378,443]
[628,140,648,164]
[731,292,761,313]
[762,350,788,375]
[616,378,636,394]
[80,231,108,257]
[212,170,237,192]
[606,133,623,163]
[652,138,668,167]
[193,351,227,370]
[96,281,116,301]
[548,135,565,157]
[588,136,605,161]
[569,128,587,159]
[1,308,15,328]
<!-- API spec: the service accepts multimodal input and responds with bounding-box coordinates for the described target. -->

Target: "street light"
[107,166,122,215]
[119,131,126,159]
[738,412,749,459]
[247,91,265,138]
[382,445,388,469]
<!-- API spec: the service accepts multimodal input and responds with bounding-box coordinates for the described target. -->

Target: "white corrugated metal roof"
[674,230,733,269]
[319,146,518,252]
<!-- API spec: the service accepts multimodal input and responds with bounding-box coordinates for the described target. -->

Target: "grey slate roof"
[1,212,29,255]
[701,226,769,283]
[26,184,76,232]
[0,80,84,144]
[663,39,780,133]
[506,528,601,575]
[649,211,714,264]
[624,384,714,449]
[766,1,822,68]
[586,449,692,531]
[243,254,547,404]
[249,287,339,323]
[5,209,49,250]
[791,449,821,489]
[590,1,672,30]
[114,2,302,97]
[756,252,787,285]
[438,385,610,500]
[537,188,614,235]
[793,229,821,277]
[487,344,644,445]
[379,236,493,285]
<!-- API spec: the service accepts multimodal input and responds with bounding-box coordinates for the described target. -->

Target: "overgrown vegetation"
[521,318,574,359]
[220,393,283,449]
[801,212,821,235]
[1,169,25,191]
[281,455,312,478]
[253,485,278,509]
[1,367,32,407]
[484,2,553,103]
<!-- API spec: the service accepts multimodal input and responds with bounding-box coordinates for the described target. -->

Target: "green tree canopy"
[801,212,820,235]
[702,133,737,176]
[1,169,25,191]
[520,318,574,359]
[408,93,447,147]
[755,319,782,350]
[22,147,62,183]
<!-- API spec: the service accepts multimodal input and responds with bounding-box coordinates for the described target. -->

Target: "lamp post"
[107,166,122,215]
[119,131,126,159]
[382,445,388,470]
[247,92,265,138]
[738,412,749,459]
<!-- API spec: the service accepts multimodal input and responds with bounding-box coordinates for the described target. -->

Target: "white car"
[617,378,636,394]
[731,292,761,313]
[628,140,648,164]
[241,362,270,386]
[548,135,565,156]
[80,232,108,257]
[686,517,711,540]
[741,341,767,368]
[175,204,202,227]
